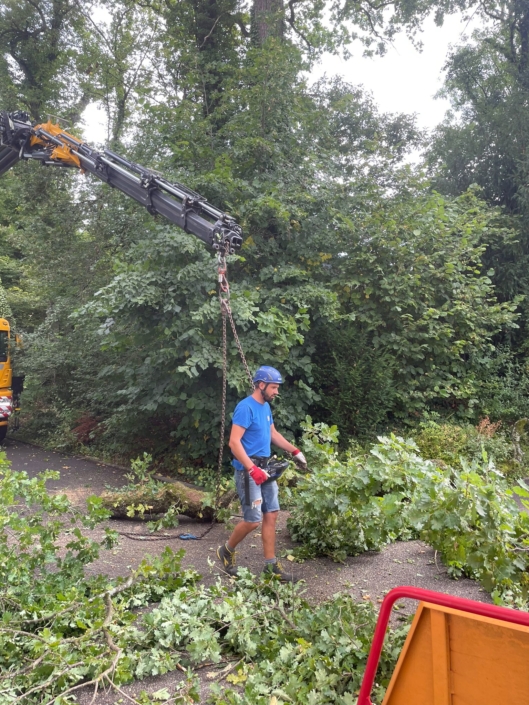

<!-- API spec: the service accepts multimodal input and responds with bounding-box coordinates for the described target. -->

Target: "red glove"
[249,465,269,485]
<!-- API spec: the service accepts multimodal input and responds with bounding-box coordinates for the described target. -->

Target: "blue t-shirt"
[231,396,274,471]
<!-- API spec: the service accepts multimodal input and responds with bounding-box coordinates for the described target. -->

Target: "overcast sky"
[312,13,483,130]
[82,12,482,145]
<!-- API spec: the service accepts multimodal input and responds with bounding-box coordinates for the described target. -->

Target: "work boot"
[262,560,299,583]
[217,543,239,576]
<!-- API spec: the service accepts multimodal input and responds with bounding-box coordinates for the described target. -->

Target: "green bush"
[288,426,424,561]
[476,349,529,423]
[413,419,515,472]
[290,420,529,606]
[409,459,529,607]
[310,323,398,441]
[409,420,470,465]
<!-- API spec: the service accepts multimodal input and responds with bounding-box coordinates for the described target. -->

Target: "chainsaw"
[262,457,290,484]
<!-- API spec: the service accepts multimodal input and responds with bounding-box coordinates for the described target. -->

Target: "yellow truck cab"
[0,318,20,442]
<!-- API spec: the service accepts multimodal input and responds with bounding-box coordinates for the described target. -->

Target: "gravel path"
[4,438,492,703]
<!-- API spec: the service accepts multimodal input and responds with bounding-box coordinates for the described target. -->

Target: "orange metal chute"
[382,601,529,705]
[358,587,529,705]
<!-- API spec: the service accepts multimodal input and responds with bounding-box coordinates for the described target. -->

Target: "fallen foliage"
[100,453,236,528]
[0,450,404,705]
[288,419,529,608]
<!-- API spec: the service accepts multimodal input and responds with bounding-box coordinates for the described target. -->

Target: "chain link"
[129,250,252,542]
[176,249,253,541]
[226,307,254,390]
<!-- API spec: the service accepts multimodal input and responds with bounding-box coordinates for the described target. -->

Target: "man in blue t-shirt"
[217,365,307,581]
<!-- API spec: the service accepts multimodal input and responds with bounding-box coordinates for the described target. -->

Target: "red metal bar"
[356,585,529,705]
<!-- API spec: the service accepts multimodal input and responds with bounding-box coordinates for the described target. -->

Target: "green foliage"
[475,348,529,423]
[426,6,529,353]
[195,577,408,705]
[114,452,182,529]
[289,420,529,606]
[323,188,520,422]
[0,0,96,121]
[0,449,405,704]
[0,454,118,602]
[64,129,518,463]
[311,324,398,439]
[1,0,526,471]
[413,418,519,476]
[409,461,529,608]
[288,424,422,561]
[428,12,529,216]
[124,569,408,705]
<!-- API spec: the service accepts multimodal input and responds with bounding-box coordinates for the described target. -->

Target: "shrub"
[413,418,521,478]
[290,420,529,606]
[409,458,529,607]
[310,323,398,441]
[411,419,469,464]
[476,349,529,423]
[288,427,425,561]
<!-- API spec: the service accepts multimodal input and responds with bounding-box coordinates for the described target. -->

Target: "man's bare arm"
[229,424,255,470]
[270,425,298,453]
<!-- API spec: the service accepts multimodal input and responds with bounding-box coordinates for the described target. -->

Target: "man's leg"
[217,471,262,575]
[260,481,297,582]
[227,517,260,550]
[227,472,262,549]
[262,510,278,560]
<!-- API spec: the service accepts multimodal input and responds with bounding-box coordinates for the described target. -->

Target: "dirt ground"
[5,439,492,703]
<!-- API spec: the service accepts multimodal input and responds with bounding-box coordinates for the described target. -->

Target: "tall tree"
[252,0,284,43]
[426,2,529,354]
[0,0,96,121]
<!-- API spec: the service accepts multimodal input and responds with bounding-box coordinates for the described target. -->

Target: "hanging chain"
[217,250,254,390]
[226,310,254,390]
[214,262,229,519]
[188,249,252,540]
[120,249,252,542]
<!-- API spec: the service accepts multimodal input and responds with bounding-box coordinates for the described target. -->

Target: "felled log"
[101,481,237,521]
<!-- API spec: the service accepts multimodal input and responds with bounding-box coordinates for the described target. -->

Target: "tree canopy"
[0,0,527,460]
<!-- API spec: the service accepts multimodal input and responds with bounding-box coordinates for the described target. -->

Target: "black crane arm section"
[0,111,242,253]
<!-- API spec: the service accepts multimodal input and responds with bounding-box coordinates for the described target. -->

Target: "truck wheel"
[0,426,7,443]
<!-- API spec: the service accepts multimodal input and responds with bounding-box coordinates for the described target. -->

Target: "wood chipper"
[357,586,529,705]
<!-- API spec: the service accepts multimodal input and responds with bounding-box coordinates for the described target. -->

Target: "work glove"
[249,465,269,485]
[292,449,307,470]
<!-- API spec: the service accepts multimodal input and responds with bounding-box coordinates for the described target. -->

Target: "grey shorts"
[234,469,280,523]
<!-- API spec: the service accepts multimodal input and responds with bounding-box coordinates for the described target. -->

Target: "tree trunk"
[100,481,237,521]
[252,0,284,44]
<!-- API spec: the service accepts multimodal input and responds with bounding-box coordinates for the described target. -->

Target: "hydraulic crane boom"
[0,111,243,254]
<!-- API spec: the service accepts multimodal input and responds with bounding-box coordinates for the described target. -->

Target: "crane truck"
[0,109,243,441]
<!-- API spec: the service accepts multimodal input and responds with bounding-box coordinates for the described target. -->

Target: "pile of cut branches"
[0,452,404,705]
[289,419,529,608]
